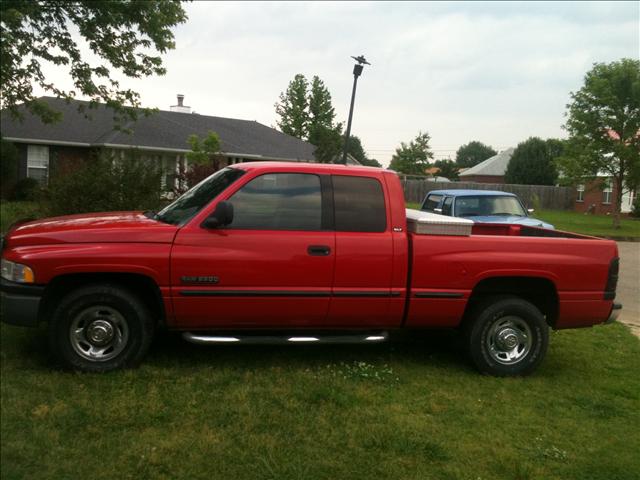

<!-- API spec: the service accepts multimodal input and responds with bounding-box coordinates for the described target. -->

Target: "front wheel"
[465,297,549,376]
[48,285,154,372]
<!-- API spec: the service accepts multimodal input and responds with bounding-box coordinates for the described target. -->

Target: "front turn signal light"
[1,258,35,284]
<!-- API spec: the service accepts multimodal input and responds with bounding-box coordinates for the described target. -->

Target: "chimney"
[170,93,191,113]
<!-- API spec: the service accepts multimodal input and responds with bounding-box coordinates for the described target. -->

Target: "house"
[458,148,514,183]
[573,129,639,215]
[0,95,322,190]
[575,177,636,214]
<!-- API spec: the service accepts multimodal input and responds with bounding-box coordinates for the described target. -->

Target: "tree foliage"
[0,139,19,198]
[389,132,434,175]
[558,58,640,227]
[505,137,560,185]
[433,159,459,180]
[275,74,378,165]
[455,141,497,168]
[176,132,223,193]
[312,125,343,163]
[343,135,381,167]
[0,1,187,124]
[275,74,309,139]
[308,76,336,146]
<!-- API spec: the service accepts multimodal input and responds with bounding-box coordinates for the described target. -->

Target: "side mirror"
[527,208,535,214]
[201,201,234,229]
[434,208,443,214]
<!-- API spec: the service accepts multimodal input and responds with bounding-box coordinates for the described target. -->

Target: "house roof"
[459,147,514,177]
[0,96,317,162]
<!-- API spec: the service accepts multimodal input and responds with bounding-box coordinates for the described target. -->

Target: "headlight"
[1,258,35,283]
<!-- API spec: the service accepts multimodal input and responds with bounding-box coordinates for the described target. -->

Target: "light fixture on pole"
[340,55,370,164]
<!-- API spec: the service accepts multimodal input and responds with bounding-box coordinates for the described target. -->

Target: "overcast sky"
[41,1,640,166]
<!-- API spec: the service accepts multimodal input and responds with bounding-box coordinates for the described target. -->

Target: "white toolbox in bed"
[405,209,473,236]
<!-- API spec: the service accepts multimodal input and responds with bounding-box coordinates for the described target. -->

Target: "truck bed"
[404,210,617,330]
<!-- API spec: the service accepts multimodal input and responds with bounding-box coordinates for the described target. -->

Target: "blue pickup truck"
[420,190,555,229]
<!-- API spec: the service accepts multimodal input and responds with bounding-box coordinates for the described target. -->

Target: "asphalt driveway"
[617,242,640,337]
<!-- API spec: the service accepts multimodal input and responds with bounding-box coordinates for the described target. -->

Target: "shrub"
[1,139,19,199]
[631,194,640,218]
[45,152,164,216]
[10,177,41,201]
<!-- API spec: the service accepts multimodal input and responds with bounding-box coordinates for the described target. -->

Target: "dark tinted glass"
[422,194,442,212]
[228,173,322,230]
[333,176,386,232]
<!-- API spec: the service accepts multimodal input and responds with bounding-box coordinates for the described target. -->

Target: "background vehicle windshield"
[455,196,527,217]
[156,167,245,225]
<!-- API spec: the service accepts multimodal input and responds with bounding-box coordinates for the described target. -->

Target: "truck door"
[171,172,335,328]
[326,174,397,328]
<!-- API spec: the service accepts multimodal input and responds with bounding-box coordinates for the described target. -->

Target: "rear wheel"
[465,297,548,376]
[49,284,154,372]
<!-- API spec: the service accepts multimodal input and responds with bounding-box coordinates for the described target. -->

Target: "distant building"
[1,95,320,191]
[458,148,514,184]
[575,177,636,215]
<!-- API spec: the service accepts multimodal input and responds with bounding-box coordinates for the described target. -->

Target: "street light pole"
[340,55,370,164]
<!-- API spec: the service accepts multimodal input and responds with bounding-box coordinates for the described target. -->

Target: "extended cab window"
[422,194,442,212]
[228,173,322,230]
[333,175,386,232]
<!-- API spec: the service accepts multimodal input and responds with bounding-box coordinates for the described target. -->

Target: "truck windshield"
[155,167,245,226]
[455,196,527,217]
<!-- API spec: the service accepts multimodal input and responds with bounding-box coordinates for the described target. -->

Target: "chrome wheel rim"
[487,316,532,365]
[70,306,129,362]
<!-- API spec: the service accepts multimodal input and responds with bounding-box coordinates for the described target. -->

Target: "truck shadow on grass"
[1,323,473,373]
[145,329,472,373]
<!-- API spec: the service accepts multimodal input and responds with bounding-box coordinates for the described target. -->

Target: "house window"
[576,184,584,202]
[602,180,613,204]
[159,155,177,191]
[27,145,49,183]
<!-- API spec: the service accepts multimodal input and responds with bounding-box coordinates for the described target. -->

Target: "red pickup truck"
[1,162,621,375]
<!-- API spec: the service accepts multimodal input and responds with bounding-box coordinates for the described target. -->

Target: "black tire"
[48,284,154,372]
[464,296,549,376]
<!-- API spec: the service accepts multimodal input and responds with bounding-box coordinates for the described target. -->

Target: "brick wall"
[575,178,616,214]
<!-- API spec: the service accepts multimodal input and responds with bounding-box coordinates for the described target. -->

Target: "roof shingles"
[1,97,316,161]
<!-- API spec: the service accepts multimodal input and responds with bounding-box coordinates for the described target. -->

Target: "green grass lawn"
[536,210,640,238]
[406,202,640,239]
[1,321,639,480]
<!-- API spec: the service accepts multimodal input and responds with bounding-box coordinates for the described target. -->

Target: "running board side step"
[182,331,389,345]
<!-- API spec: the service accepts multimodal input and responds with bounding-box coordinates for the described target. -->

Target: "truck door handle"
[307,245,331,256]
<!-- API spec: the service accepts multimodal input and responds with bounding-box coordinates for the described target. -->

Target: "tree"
[307,76,336,146]
[342,135,381,167]
[312,125,343,163]
[389,132,434,175]
[174,132,223,193]
[1,1,187,125]
[274,74,309,139]
[505,137,560,185]
[455,141,497,168]
[433,159,459,180]
[559,58,640,228]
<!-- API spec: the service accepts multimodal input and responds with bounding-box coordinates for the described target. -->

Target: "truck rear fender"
[463,276,559,327]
